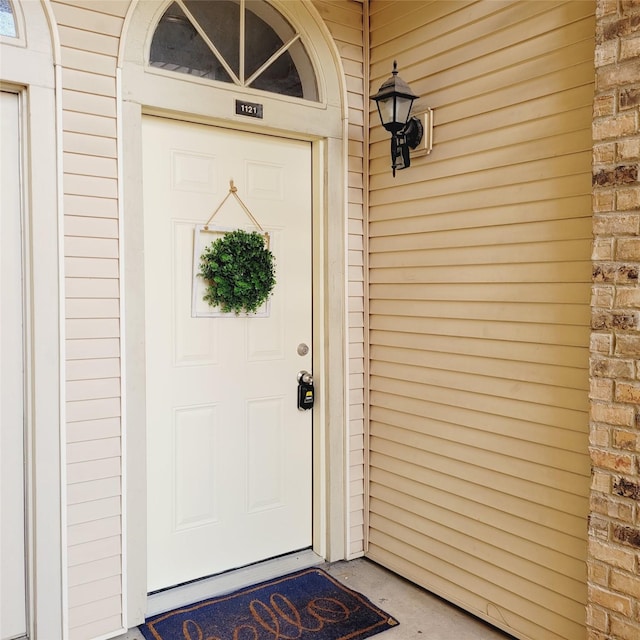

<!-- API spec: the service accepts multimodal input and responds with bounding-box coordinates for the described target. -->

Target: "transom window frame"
[147,0,320,102]
[123,0,344,137]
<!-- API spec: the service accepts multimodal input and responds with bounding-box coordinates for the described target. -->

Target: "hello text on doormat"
[140,568,399,640]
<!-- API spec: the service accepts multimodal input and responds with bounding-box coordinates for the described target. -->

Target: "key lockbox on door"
[297,371,314,411]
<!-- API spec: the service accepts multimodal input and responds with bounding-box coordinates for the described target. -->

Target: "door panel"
[143,118,313,591]
[1,91,28,640]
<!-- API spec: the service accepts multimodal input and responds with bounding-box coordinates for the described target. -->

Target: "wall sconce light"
[372,61,429,177]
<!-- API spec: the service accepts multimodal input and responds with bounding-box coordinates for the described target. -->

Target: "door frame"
[120,0,348,626]
[1,87,28,640]
[0,1,63,636]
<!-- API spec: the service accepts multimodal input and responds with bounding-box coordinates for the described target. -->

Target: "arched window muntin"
[149,0,319,102]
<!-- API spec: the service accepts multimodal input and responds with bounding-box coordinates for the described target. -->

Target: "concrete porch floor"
[118,558,513,639]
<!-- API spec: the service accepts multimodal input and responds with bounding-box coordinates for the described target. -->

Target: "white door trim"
[0,0,63,636]
[1,87,28,640]
[120,0,348,627]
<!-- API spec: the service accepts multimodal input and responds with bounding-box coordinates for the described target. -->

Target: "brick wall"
[589,1,640,638]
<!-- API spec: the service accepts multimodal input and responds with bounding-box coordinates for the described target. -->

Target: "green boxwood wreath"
[199,229,276,315]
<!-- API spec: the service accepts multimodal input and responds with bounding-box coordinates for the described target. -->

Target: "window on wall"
[150,0,318,101]
[0,0,16,37]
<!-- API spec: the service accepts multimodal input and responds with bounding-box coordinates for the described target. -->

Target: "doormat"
[139,567,399,640]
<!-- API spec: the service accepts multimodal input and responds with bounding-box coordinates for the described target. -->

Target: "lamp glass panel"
[376,97,395,127]
[395,96,414,126]
[376,95,415,130]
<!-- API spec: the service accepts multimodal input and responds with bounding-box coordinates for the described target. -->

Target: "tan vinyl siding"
[367,2,594,640]
[51,0,127,637]
[313,0,367,558]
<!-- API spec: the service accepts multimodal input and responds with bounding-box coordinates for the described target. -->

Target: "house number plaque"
[235,99,263,119]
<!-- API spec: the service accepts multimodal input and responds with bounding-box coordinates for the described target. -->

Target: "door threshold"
[146,549,324,617]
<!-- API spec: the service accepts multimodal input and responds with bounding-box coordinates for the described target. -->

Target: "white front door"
[1,91,28,639]
[143,117,313,592]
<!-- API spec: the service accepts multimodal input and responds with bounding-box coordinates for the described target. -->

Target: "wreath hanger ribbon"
[204,180,269,245]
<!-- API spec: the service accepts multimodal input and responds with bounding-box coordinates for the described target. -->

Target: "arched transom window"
[150,0,318,101]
